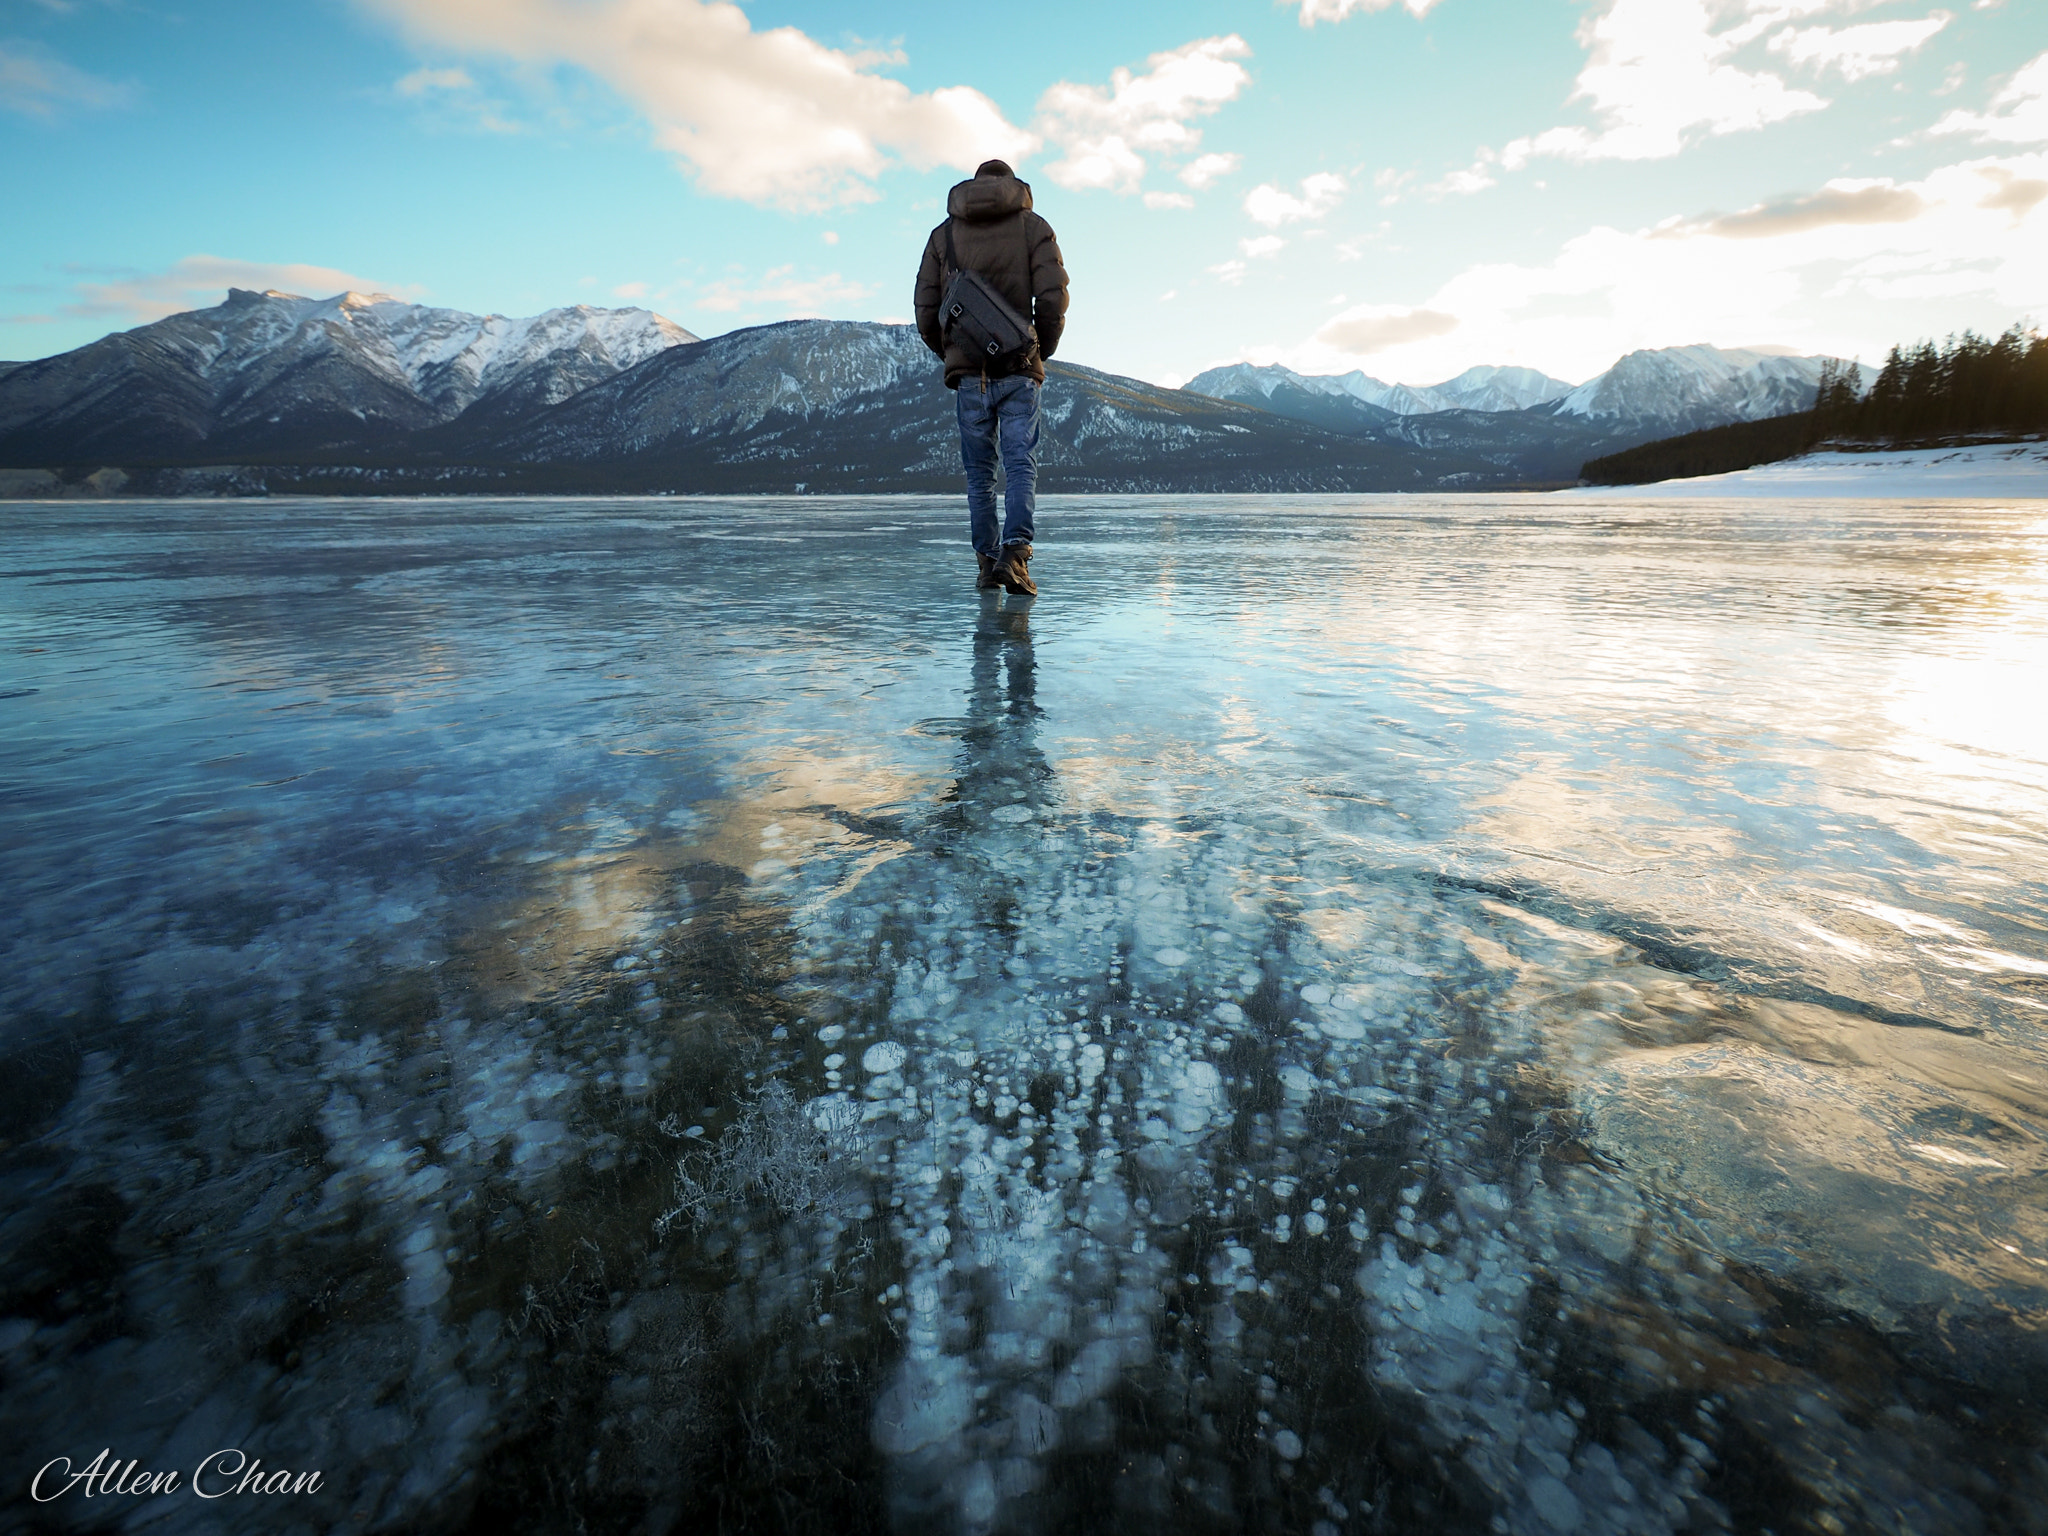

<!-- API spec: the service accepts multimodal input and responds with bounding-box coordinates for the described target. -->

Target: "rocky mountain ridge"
[303,320,1505,496]
[1186,361,1578,418]
[0,288,696,463]
[1549,344,1830,425]
[0,291,1836,494]
[1181,345,1839,486]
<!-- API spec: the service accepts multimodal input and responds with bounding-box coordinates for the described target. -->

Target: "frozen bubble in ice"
[1528,1474,1583,1532]
[1302,1211,1327,1237]
[958,1463,997,1524]
[823,1054,846,1070]
[1214,1002,1245,1025]
[1154,948,1190,968]
[817,1025,846,1043]
[1238,970,1262,989]
[606,1308,637,1353]
[684,1124,706,1138]
[1009,1391,1060,1455]
[1171,1060,1224,1134]
[1272,1427,1304,1460]
[862,1042,908,1075]
[872,1357,975,1455]
[991,804,1034,824]
[1052,1338,1128,1409]
[513,1120,567,1166]
[1300,983,1332,1006]
[1279,1065,1317,1098]
[808,1093,859,1134]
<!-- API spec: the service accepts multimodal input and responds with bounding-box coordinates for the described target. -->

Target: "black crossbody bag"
[941,219,1035,366]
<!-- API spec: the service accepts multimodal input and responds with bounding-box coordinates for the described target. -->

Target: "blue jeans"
[956,374,1038,557]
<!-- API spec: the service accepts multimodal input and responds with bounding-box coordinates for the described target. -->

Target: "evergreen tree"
[1826,325,2046,443]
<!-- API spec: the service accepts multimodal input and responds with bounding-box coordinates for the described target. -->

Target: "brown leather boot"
[995,542,1036,596]
[976,552,1001,591]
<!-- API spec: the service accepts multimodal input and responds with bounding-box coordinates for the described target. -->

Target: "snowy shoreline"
[1558,439,2048,499]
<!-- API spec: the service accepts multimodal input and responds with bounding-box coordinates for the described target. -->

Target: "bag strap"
[1017,215,1032,316]
[943,215,1034,309]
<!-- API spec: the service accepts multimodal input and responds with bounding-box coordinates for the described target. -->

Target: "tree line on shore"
[1584,323,2048,485]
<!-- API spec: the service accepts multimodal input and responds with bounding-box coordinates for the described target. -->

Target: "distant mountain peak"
[1552,343,1837,423]
[1185,358,1576,417]
[0,289,700,463]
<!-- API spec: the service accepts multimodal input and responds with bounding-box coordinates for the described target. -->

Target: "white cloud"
[394,65,475,96]
[1289,0,1445,24]
[62,256,407,324]
[390,61,522,132]
[1977,165,2048,217]
[356,0,1034,209]
[1260,151,2048,385]
[1209,259,1248,286]
[1686,179,1927,237]
[1932,50,2048,143]
[1245,171,1346,227]
[613,280,650,299]
[1144,190,1195,209]
[1427,164,1497,197]
[693,266,873,317]
[0,40,131,118]
[1241,234,1286,258]
[1494,0,1829,170]
[1180,151,1241,189]
[1313,303,1459,355]
[1767,14,1951,83]
[1035,35,1251,195]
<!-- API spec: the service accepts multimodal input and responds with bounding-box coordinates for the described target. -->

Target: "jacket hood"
[947,171,1032,223]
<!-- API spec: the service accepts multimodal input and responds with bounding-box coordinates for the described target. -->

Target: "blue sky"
[3,0,2045,387]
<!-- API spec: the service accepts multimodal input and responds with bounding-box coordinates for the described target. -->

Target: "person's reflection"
[954,596,1053,819]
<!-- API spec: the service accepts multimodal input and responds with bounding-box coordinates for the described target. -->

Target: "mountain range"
[0,289,1839,495]
[1185,361,1577,421]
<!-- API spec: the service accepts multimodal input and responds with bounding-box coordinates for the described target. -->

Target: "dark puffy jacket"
[914,168,1069,389]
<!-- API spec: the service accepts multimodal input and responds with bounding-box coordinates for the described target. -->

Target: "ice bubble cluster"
[3,522,2039,1534]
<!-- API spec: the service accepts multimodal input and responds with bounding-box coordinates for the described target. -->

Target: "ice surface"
[0,492,2045,1533]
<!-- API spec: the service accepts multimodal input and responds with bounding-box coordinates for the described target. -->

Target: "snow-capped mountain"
[1179,345,1838,483]
[1550,345,1829,426]
[1185,360,1577,418]
[0,288,696,461]
[489,320,1491,494]
[0,296,1841,495]
[1427,364,1579,413]
[1189,348,1827,427]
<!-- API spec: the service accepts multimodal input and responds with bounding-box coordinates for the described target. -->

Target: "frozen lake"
[3,493,2046,1534]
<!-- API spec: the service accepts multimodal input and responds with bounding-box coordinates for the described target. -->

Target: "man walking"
[915,159,1069,598]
